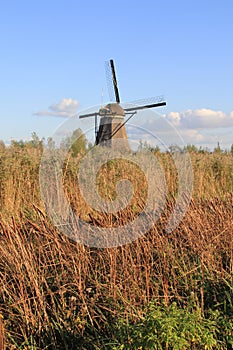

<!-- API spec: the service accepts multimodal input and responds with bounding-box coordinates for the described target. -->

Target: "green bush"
[111,300,233,350]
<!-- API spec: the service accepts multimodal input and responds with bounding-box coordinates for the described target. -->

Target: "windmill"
[79,59,166,149]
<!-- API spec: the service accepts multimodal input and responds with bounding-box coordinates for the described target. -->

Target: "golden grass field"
[0,140,232,349]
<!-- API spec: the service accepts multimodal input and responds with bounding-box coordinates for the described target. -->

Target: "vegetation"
[0,135,233,349]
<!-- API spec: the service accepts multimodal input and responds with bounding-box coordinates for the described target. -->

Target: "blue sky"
[0,0,233,149]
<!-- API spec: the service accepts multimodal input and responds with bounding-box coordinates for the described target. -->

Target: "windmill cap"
[99,103,125,117]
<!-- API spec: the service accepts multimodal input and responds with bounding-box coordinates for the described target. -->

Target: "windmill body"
[79,60,166,149]
[96,103,130,149]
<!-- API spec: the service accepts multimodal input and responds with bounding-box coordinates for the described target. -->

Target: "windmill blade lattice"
[122,96,166,112]
[123,95,165,108]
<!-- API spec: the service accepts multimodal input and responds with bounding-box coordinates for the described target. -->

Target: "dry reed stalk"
[0,314,5,350]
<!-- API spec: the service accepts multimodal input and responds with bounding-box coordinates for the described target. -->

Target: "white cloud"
[178,129,204,142]
[35,98,78,117]
[130,108,233,149]
[166,108,233,129]
[166,111,181,126]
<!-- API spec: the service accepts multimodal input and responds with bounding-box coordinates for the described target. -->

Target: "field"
[0,138,233,349]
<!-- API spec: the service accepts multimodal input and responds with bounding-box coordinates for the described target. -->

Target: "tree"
[214,142,222,154]
[230,144,233,156]
[0,140,5,152]
[184,144,198,153]
[27,132,44,150]
[46,137,55,150]
[66,128,87,157]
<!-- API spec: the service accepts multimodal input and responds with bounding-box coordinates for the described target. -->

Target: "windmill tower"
[96,103,129,148]
[79,59,166,149]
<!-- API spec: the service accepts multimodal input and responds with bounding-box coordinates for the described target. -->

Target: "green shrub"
[112,300,233,350]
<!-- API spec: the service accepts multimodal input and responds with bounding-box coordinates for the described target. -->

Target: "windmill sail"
[105,59,120,103]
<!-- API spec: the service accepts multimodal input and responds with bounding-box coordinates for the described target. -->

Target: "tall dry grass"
[0,142,232,348]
